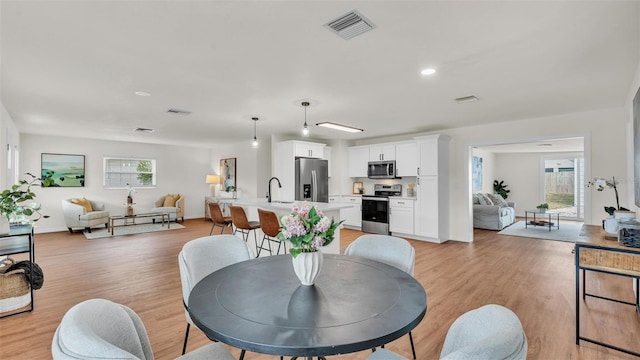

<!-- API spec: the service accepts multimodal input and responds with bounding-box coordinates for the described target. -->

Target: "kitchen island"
[216,198,353,255]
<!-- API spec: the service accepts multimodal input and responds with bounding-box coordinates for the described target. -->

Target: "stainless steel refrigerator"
[295,158,329,203]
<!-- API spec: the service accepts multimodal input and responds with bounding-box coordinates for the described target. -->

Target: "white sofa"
[472,193,516,230]
[62,199,110,233]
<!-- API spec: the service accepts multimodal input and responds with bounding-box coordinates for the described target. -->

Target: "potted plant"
[277,202,343,285]
[493,180,510,199]
[536,203,549,213]
[0,173,51,234]
[588,176,631,234]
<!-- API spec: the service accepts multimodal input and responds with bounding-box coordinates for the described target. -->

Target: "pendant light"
[251,117,259,148]
[301,101,310,137]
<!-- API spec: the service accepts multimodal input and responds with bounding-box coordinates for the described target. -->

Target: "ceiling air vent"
[167,108,191,115]
[134,128,155,133]
[324,10,376,40]
[454,95,479,104]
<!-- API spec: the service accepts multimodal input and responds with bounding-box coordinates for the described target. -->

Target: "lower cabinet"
[340,196,362,229]
[389,198,414,235]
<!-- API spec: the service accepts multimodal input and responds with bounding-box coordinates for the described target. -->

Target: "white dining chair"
[179,235,254,356]
[366,304,528,360]
[52,298,235,360]
[344,234,417,359]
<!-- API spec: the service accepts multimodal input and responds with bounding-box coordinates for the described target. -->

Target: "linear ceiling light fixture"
[251,117,259,148]
[316,122,363,133]
[301,101,310,137]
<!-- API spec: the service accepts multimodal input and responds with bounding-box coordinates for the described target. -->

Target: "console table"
[575,232,640,356]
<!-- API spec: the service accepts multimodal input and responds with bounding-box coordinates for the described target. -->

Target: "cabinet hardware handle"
[417,167,420,175]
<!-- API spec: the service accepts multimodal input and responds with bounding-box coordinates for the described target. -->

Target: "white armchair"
[151,194,184,223]
[62,198,110,233]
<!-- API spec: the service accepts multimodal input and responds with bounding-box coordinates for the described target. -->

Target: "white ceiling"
[1,1,639,148]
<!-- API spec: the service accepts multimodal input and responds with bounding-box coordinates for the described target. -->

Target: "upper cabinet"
[417,136,441,176]
[348,146,369,178]
[369,144,396,161]
[395,141,418,177]
[292,141,325,158]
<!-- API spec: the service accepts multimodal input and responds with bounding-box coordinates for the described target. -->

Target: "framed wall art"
[220,158,237,192]
[41,153,85,187]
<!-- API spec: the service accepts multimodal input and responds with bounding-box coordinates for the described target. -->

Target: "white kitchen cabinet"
[293,140,325,158]
[413,134,449,243]
[395,141,418,177]
[389,198,414,235]
[348,146,369,178]
[324,146,332,177]
[369,144,396,161]
[276,140,326,201]
[340,196,362,229]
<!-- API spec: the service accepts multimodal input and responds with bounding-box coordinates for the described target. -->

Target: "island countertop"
[216,198,355,212]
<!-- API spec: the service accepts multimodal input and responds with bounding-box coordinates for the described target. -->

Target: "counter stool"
[230,205,260,254]
[208,202,232,235]
[257,208,286,257]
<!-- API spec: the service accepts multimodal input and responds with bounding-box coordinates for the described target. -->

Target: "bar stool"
[229,205,260,254]
[257,208,286,257]
[208,202,232,235]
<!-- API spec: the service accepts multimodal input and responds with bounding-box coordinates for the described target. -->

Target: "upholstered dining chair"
[229,205,261,253]
[209,202,232,235]
[256,208,285,257]
[344,234,417,359]
[178,235,254,356]
[367,304,528,360]
[51,298,235,360]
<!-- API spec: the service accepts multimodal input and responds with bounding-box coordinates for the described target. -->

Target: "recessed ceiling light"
[420,68,436,76]
[134,91,151,97]
[316,122,363,133]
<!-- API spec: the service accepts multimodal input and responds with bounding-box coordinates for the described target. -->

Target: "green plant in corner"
[493,180,510,199]
[0,173,51,222]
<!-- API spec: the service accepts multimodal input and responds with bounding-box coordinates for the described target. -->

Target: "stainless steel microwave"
[367,160,397,179]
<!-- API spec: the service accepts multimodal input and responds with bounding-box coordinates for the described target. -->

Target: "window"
[103,157,156,188]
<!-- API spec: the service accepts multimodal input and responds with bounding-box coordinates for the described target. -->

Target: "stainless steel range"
[362,184,402,235]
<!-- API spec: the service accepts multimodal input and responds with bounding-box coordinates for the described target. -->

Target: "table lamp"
[206,174,220,197]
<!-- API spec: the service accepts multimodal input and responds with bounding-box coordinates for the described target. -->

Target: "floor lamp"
[206,174,220,197]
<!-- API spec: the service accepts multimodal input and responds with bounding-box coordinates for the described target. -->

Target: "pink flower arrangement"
[277,202,343,258]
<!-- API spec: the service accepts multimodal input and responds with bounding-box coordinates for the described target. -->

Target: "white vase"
[604,216,619,235]
[0,216,10,235]
[291,251,323,286]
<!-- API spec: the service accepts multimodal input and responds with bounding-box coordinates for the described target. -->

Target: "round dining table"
[187,253,427,359]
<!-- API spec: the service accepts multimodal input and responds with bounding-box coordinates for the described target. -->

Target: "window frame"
[103,157,156,189]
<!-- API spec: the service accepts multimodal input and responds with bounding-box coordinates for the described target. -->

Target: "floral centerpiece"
[587,176,629,216]
[277,202,344,285]
[277,202,343,258]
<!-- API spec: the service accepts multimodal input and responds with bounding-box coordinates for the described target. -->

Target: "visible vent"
[324,10,376,40]
[454,95,479,104]
[134,128,155,133]
[167,108,191,115]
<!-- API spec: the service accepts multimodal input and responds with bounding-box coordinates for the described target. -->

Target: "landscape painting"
[41,153,85,187]
[472,156,483,192]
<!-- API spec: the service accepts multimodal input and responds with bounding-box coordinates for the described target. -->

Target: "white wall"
[20,134,212,233]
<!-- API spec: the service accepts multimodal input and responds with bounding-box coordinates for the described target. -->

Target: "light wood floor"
[1,220,639,360]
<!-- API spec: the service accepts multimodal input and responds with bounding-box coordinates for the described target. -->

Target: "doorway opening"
[542,156,584,220]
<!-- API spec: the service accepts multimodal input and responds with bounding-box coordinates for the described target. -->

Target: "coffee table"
[108,212,169,235]
[525,210,560,231]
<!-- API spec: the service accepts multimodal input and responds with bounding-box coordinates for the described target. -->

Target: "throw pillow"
[71,198,93,212]
[472,194,480,205]
[162,194,180,207]
[488,193,509,207]
[480,193,494,206]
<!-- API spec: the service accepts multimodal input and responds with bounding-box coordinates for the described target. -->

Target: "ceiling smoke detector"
[324,10,376,40]
[454,95,479,104]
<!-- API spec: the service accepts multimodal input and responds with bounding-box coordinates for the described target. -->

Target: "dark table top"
[188,253,427,357]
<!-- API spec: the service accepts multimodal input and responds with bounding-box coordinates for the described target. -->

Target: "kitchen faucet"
[267,177,282,203]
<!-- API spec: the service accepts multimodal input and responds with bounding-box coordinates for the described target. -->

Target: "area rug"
[497,220,583,243]
[83,223,185,240]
